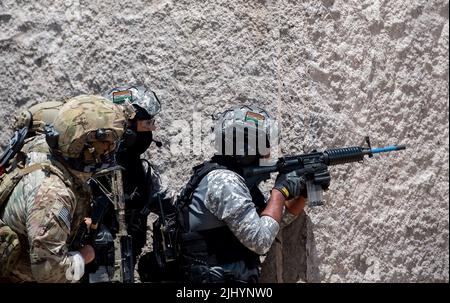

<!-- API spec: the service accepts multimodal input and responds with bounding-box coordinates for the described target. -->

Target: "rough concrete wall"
[0,0,448,282]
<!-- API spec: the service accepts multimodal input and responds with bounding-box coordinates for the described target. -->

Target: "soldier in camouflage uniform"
[7,85,166,282]
[177,105,331,283]
[0,95,126,282]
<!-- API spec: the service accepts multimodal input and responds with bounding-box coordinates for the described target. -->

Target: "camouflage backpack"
[0,123,73,210]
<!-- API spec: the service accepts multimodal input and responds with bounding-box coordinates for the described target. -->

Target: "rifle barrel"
[371,145,406,154]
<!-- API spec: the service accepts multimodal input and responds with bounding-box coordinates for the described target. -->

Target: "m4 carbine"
[81,167,134,283]
[243,137,406,206]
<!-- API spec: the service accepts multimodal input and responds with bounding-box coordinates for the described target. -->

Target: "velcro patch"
[245,111,265,124]
[112,90,132,104]
[58,206,71,230]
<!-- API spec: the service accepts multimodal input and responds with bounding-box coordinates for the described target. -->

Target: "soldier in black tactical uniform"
[87,85,166,282]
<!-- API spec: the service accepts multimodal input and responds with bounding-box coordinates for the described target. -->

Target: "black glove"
[273,170,307,200]
[313,166,331,191]
[85,225,115,274]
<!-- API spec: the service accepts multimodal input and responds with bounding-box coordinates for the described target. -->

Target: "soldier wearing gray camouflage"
[0,95,126,282]
[178,105,330,283]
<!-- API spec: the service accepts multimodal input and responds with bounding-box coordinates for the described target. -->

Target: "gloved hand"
[273,170,307,200]
[313,166,331,191]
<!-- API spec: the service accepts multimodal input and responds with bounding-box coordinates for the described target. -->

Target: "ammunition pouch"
[137,214,180,282]
[92,225,115,268]
[183,263,259,284]
[179,228,260,282]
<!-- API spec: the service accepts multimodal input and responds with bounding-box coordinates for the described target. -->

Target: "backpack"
[0,126,75,209]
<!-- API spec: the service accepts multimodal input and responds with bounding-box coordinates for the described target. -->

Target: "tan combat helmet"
[46,95,127,173]
[13,101,64,134]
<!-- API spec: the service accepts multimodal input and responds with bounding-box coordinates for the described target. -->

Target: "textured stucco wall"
[0,0,448,282]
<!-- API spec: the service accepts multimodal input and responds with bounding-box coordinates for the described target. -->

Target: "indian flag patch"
[113,90,132,104]
[245,111,265,125]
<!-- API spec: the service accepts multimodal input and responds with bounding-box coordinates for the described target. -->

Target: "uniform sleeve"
[26,177,83,283]
[203,170,280,255]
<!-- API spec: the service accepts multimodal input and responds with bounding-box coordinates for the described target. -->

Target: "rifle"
[138,191,180,282]
[152,192,178,263]
[85,167,134,283]
[110,168,134,283]
[0,127,29,176]
[243,137,406,206]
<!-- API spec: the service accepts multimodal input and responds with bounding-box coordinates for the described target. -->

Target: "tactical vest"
[176,160,266,282]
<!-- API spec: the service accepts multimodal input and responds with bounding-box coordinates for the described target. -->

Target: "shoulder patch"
[58,206,71,230]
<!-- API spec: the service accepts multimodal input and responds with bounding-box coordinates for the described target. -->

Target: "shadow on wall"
[260,212,320,283]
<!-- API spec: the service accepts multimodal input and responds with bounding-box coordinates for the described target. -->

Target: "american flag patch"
[58,207,71,230]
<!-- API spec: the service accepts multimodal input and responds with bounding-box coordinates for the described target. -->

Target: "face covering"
[120,106,155,155]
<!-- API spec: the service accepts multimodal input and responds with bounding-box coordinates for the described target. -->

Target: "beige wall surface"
[0,0,448,282]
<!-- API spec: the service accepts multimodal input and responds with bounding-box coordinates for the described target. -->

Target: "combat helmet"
[45,95,127,173]
[103,84,161,120]
[213,105,278,164]
[103,85,162,153]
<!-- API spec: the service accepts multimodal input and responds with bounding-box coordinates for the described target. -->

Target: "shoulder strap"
[0,161,73,210]
[174,161,226,236]
[19,162,72,187]
[176,161,226,208]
